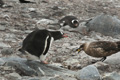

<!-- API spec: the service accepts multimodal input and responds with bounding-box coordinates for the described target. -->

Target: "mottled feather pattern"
[81,41,120,58]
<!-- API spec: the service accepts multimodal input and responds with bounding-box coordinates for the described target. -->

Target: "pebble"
[93,62,109,71]
[8,72,22,79]
[50,75,77,80]
[0,26,6,31]
[63,58,79,66]
[37,19,54,25]
[1,48,14,56]
[0,42,11,48]
[28,8,36,12]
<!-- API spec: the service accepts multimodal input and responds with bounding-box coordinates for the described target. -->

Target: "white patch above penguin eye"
[72,19,78,24]
[60,21,65,26]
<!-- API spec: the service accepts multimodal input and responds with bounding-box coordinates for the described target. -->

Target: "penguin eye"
[72,20,78,24]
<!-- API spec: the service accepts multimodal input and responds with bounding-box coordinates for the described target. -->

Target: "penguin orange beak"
[63,33,68,37]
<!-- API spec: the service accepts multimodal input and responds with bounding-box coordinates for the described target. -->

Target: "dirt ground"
[1,0,120,79]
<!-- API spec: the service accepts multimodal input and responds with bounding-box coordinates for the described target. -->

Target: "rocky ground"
[0,0,120,80]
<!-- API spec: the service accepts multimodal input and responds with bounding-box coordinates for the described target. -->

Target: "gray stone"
[62,77,77,80]
[28,8,36,12]
[24,30,33,34]
[37,19,54,25]
[6,60,38,76]
[50,77,63,80]
[50,76,77,80]
[40,77,51,80]
[63,58,79,65]
[30,11,40,18]
[25,61,76,76]
[0,21,8,25]
[4,33,16,42]
[4,38,16,42]
[0,58,6,65]
[75,65,102,80]
[8,72,22,79]
[0,57,75,77]
[0,26,6,30]
[29,78,40,80]
[47,24,60,30]
[9,29,22,33]
[0,77,6,80]
[1,48,14,56]
[21,76,40,80]
[0,42,11,48]
[103,72,120,80]
[21,14,31,18]
[51,63,63,67]
[104,52,120,65]
[4,33,16,39]
[93,62,109,71]
[85,14,120,37]
[2,56,27,62]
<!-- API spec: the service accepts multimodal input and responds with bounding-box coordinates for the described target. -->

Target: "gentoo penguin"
[19,29,67,64]
[59,16,79,28]
[76,41,120,62]
[48,16,79,30]
[19,0,35,3]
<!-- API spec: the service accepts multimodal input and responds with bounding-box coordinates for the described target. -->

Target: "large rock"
[103,72,120,80]
[75,65,102,80]
[104,52,120,65]
[85,14,120,37]
[0,57,76,77]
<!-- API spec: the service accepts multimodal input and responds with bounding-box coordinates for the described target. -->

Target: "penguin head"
[50,31,68,40]
[71,19,79,28]
[59,16,79,28]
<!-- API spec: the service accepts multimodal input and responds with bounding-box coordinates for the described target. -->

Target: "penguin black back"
[20,29,50,56]
[19,0,35,3]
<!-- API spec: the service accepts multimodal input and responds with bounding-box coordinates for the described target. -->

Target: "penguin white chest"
[40,36,54,61]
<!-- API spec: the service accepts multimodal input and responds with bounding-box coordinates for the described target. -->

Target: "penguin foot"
[41,61,49,64]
